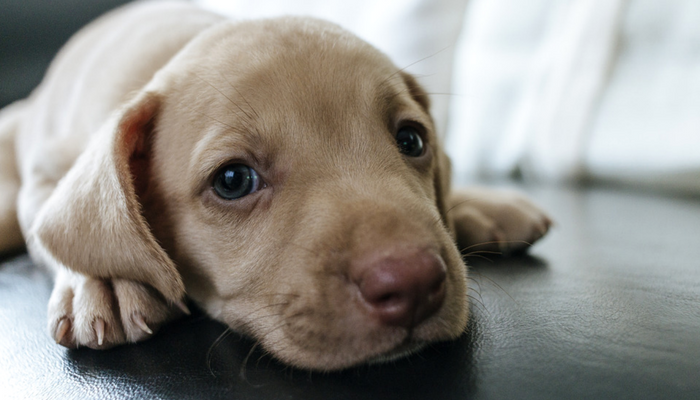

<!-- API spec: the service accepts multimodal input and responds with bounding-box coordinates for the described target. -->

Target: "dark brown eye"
[396,126,424,157]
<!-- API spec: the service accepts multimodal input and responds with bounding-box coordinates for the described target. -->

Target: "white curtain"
[447,0,700,194]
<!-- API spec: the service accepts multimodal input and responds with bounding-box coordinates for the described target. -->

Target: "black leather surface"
[0,0,133,108]
[1,185,699,400]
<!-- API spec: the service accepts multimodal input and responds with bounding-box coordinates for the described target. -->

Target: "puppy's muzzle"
[350,246,447,329]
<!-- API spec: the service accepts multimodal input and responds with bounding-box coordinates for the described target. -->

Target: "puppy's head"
[39,18,468,370]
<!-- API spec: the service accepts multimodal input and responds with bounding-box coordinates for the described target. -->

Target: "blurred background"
[1,0,699,194]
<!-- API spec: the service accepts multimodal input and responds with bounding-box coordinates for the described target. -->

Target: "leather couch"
[2,185,699,399]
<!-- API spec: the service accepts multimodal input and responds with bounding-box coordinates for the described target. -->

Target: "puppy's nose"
[351,248,447,328]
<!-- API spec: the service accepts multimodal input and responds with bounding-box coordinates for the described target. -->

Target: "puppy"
[0,1,550,371]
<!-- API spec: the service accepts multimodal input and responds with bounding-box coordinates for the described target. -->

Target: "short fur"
[0,1,550,371]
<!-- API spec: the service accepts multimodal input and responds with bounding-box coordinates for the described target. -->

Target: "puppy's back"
[15,1,224,190]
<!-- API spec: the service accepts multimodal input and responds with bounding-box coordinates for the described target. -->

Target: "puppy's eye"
[213,164,261,200]
[396,126,424,157]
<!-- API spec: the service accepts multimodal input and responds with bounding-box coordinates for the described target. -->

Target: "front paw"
[449,188,552,255]
[48,268,189,349]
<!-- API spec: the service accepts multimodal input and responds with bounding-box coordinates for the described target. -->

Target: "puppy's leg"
[0,101,26,254]
[48,262,187,349]
[16,173,176,348]
[449,188,552,255]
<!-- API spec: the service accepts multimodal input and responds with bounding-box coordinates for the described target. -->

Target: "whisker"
[194,73,256,123]
[467,275,484,297]
[382,86,412,103]
[255,347,278,372]
[206,327,233,377]
[186,107,238,131]
[466,293,489,316]
[239,341,260,381]
[236,309,310,372]
[255,310,311,349]
[463,249,503,255]
[459,239,533,253]
[469,270,516,303]
[220,72,262,120]
[462,253,497,263]
[380,45,453,87]
[445,197,478,216]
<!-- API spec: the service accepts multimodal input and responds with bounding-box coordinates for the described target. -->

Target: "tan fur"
[0,101,26,253]
[0,1,550,371]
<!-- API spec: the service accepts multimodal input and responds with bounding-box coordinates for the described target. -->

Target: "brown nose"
[351,248,447,328]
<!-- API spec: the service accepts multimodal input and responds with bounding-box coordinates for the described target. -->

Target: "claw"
[175,300,191,315]
[94,318,105,346]
[133,314,153,335]
[55,318,70,344]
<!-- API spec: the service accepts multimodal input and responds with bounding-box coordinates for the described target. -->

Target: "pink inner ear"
[129,152,150,198]
[121,101,157,198]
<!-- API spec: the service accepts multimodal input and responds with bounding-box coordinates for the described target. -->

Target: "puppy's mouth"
[256,286,460,371]
[237,242,468,371]
[236,311,442,371]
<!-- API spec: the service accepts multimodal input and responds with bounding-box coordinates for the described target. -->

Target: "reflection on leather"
[1,186,699,399]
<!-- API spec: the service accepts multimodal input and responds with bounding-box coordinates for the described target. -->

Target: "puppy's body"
[0,1,550,370]
[13,2,224,238]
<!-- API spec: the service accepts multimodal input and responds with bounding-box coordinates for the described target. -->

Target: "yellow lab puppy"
[0,1,550,371]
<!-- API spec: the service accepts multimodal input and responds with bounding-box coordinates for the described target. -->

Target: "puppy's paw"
[449,188,552,255]
[47,268,188,349]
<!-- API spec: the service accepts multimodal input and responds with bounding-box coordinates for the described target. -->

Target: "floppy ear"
[32,92,185,304]
[400,72,455,235]
[432,140,456,235]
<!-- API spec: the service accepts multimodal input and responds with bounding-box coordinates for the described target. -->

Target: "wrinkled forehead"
[206,21,422,118]
[160,18,431,178]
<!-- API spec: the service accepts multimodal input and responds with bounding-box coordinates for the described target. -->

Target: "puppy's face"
[141,19,468,370]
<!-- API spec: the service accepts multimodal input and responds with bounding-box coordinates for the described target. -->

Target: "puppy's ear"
[432,141,456,235]
[400,71,431,111]
[400,72,455,234]
[32,92,185,303]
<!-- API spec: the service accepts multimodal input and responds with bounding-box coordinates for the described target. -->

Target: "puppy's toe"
[48,272,76,348]
[490,194,552,254]
[529,210,553,244]
[48,269,188,349]
[53,317,73,348]
[451,205,507,254]
[112,279,187,343]
[71,277,125,349]
[450,189,553,255]
[507,195,553,252]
